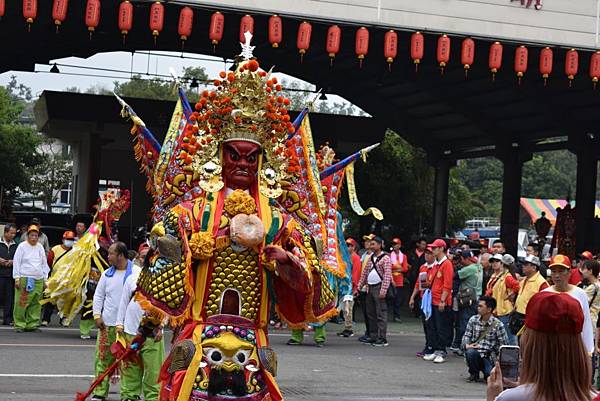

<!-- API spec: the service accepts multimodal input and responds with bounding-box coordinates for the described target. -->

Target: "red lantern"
[209,12,225,52]
[118,1,133,44]
[85,0,100,40]
[539,47,553,86]
[590,51,600,89]
[326,25,341,66]
[514,45,528,84]
[411,32,424,71]
[268,15,282,48]
[149,1,164,44]
[178,7,193,49]
[355,27,369,68]
[461,38,475,77]
[0,0,5,19]
[384,30,398,71]
[489,41,503,80]
[239,14,254,43]
[565,49,578,87]
[437,34,451,74]
[52,0,68,32]
[23,0,37,31]
[297,21,312,63]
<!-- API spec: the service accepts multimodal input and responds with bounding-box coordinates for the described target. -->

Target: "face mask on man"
[63,240,74,248]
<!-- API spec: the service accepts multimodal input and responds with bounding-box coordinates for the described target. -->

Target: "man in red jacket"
[337,238,362,337]
[390,237,409,323]
[423,238,454,364]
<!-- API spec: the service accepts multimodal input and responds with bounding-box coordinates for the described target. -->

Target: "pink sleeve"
[380,255,393,297]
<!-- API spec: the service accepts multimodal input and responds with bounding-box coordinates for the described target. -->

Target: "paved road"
[0,321,485,401]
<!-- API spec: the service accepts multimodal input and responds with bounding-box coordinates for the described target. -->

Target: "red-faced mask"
[222,141,261,190]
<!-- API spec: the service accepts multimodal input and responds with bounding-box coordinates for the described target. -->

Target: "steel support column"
[498,146,531,256]
[574,139,598,252]
[432,159,455,237]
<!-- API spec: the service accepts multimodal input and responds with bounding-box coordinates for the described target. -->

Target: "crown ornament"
[190,32,294,197]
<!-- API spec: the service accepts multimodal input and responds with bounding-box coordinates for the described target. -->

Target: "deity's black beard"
[207,367,247,396]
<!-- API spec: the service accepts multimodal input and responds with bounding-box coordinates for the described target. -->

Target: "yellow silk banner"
[346,162,384,221]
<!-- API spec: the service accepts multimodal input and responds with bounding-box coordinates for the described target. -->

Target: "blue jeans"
[498,314,517,345]
[465,348,493,378]
[456,304,478,347]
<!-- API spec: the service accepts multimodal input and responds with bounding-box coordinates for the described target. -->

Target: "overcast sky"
[0,51,249,97]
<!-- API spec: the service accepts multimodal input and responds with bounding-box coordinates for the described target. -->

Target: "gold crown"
[189,33,294,197]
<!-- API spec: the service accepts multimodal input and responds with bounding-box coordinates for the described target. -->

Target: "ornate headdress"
[190,32,294,197]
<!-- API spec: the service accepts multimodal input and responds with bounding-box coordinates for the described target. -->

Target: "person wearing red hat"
[487,291,594,401]
[409,246,436,357]
[337,238,361,338]
[12,225,50,332]
[571,251,594,286]
[423,238,454,363]
[390,237,408,323]
[542,254,594,355]
[41,230,76,326]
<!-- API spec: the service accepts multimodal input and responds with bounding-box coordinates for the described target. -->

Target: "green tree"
[345,130,473,238]
[29,138,73,212]
[0,84,42,218]
[113,66,208,101]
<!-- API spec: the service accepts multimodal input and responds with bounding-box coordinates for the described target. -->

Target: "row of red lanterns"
[6,1,600,86]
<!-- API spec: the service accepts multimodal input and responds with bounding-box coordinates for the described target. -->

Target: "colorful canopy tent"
[520,198,600,224]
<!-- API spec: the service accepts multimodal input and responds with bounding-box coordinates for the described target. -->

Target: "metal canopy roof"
[3,1,600,160]
[34,91,384,157]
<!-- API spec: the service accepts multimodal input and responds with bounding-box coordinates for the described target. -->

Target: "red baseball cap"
[579,251,594,261]
[428,239,447,249]
[525,291,584,334]
[345,238,358,248]
[392,237,402,245]
[62,230,75,239]
[549,254,572,270]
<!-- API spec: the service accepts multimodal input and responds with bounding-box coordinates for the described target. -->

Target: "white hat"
[501,254,515,265]
[523,254,541,267]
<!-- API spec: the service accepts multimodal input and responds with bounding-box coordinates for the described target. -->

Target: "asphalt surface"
[0,319,485,401]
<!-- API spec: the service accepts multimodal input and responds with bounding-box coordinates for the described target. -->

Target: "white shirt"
[543,285,595,354]
[116,269,145,335]
[12,241,49,280]
[495,384,596,401]
[366,253,382,285]
[494,384,535,401]
[93,266,140,327]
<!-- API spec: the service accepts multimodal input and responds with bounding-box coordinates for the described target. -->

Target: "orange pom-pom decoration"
[219,71,226,78]
[248,60,259,72]
[283,98,291,106]
[275,84,282,91]
[185,156,193,164]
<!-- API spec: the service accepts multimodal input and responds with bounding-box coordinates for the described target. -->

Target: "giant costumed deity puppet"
[113,33,386,401]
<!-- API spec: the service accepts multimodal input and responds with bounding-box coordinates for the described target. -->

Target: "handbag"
[371,254,396,301]
[458,287,478,309]
[508,310,525,334]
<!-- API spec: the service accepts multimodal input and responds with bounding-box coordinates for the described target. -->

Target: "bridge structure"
[3,0,600,253]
